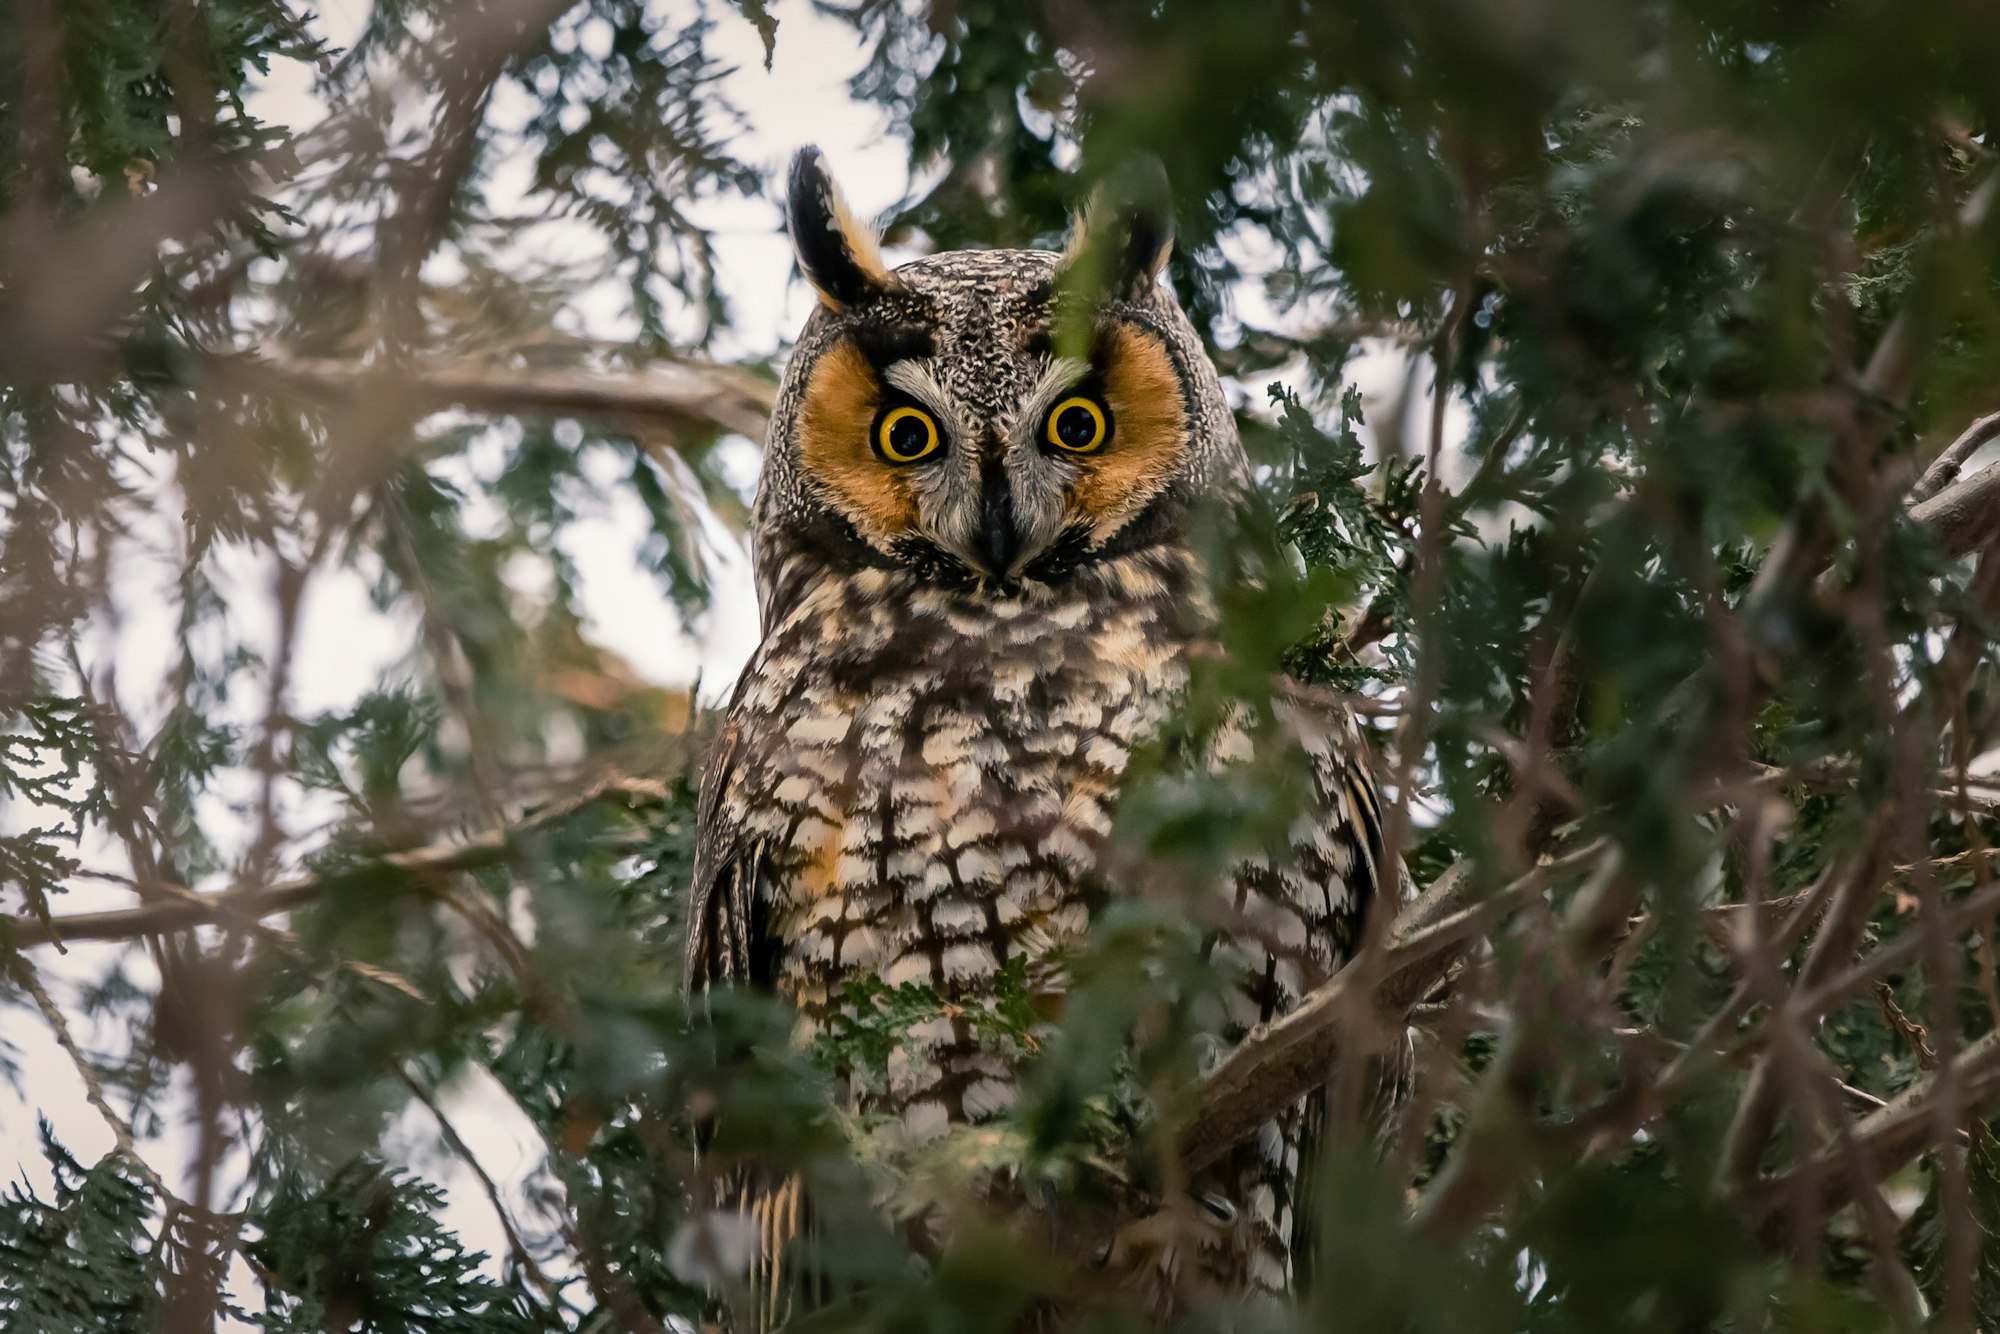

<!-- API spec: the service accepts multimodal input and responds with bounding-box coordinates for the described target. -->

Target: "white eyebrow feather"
[880,355,1091,443]
[1014,356,1093,440]
[880,361,972,442]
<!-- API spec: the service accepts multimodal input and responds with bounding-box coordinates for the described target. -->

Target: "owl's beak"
[976,457,1022,578]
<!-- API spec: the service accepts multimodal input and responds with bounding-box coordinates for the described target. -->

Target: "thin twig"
[5,954,173,1200]
[397,1066,563,1304]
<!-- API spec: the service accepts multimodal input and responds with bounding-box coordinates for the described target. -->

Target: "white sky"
[1,0,1446,1309]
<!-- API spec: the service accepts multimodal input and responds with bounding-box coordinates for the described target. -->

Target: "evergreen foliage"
[4,0,2000,1329]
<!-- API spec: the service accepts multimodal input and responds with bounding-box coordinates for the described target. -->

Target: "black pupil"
[1056,403,1098,449]
[887,414,929,457]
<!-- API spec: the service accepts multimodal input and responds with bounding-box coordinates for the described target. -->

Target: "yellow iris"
[1045,396,1108,453]
[875,405,941,463]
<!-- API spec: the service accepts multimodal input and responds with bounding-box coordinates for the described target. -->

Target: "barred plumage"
[684,147,1397,1321]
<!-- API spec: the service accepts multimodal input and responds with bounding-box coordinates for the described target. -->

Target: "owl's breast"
[715,562,1189,1130]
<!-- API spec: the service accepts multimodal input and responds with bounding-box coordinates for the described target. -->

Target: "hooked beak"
[976,457,1021,578]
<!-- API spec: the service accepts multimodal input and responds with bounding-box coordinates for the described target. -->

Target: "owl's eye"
[874,405,942,464]
[1044,396,1109,454]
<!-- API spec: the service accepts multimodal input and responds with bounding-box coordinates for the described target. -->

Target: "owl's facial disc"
[780,148,1204,590]
[792,316,1192,587]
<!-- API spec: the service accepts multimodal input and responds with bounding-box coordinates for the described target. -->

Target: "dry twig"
[6,774,673,950]
[1912,409,2000,503]
[229,352,774,441]
[4,953,173,1200]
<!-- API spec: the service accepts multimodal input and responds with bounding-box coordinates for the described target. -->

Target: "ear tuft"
[788,146,894,309]
[1059,157,1175,302]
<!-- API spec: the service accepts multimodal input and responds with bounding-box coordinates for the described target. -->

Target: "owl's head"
[752,147,1242,608]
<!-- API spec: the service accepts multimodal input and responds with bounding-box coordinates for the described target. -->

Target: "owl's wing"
[683,717,774,992]
[1137,682,1405,1302]
[1275,679,1393,954]
[682,719,808,1329]
[1268,679,1413,1285]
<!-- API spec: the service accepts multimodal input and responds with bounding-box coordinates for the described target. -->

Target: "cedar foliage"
[4,0,2000,1330]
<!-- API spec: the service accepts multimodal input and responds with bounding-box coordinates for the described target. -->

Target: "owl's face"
[753,150,1241,606]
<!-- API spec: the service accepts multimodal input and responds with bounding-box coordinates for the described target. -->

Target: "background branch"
[5,774,672,950]
[227,352,775,440]
[1914,460,2000,559]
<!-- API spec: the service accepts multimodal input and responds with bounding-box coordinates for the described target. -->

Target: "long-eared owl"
[685,148,1398,1315]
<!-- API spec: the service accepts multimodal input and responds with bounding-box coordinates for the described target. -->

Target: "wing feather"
[684,720,770,991]
[1271,680,1406,1286]
[682,717,810,1330]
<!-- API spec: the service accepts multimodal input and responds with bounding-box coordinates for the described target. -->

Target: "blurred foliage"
[3,0,2000,1330]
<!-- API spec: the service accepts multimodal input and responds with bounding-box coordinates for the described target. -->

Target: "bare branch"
[5,774,674,950]
[1179,844,1605,1174]
[9,838,496,950]
[4,953,174,1200]
[1912,410,2000,504]
[397,1065,562,1304]
[228,352,775,441]
[1754,1028,2000,1222]
[1913,460,2000,559]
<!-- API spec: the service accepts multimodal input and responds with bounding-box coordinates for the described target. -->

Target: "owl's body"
[686,156,1394,1314]
[705,524,1184,1077]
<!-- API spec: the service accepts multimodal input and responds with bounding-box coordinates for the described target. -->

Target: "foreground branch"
[1178,845,1605,1173]
[1755,1028,2000,1222]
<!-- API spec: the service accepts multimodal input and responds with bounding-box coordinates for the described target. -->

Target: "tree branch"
[1178,844,1606,1174]
[397,1065,562,1305]
[1753,1028,2000,1223]
[4,952,174,1201]
[1912,410,2000,504]
[227,353,775,441]
[1913,459,2000,560]
[1744,169,1999,645]
[5,774,673,950]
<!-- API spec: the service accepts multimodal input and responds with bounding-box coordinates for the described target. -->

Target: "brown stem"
[225,353,774,440]
[1178,838,1605,1172]
[7,774,672,949]
[1912,410,2000,504]
[4,953,175,1200]
[1752,1029,2000,1222]
[1913,460,2000,559]
[397,1066,561,1303]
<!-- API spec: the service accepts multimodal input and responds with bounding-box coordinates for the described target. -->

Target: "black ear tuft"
[1111,155,1175,291]
[1060,156,1175,303]
[787,146,894,309]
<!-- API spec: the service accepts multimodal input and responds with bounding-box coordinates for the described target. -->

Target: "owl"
[684,147,1398,1318]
